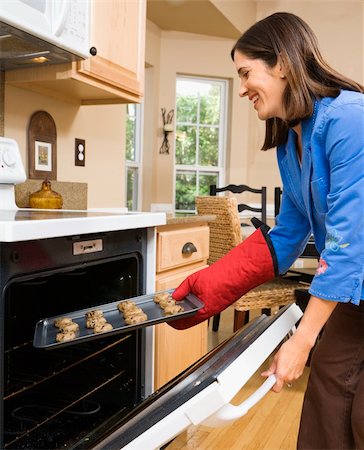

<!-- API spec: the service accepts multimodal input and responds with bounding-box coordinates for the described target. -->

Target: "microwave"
[0,0,91,70]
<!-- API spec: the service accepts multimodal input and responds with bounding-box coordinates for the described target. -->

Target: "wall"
[2,0,363,212]
[145,27,259,207]
[142,20,162,212]
[4,85,126,208]
[144,0,363,210]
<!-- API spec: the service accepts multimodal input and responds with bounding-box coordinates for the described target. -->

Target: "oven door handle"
[201,374,276,427]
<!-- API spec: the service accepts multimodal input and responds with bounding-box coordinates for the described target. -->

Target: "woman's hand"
[261,295,338,392]
[261,330,313,392]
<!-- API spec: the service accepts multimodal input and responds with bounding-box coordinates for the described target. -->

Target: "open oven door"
[90,303,302,450]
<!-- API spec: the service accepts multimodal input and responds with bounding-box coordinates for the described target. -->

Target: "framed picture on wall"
[28,111,57,180]
[34,141,53,172]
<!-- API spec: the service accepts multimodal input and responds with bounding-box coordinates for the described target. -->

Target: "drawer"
[156,262,208,291]
[157,225,209,272]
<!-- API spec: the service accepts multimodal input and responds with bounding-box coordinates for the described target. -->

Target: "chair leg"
[212,314,220,332]
[233,310,249,332]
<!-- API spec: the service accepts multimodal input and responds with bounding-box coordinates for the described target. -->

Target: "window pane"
[199,84,221,125]
[126,168,136,211]
[126,115,136,161]
[175,172,196,211]
[174,76,226,214]
[176,80,198,123]
[199,173,219,195]
[199,126,219,166]
[126,168,134,211]
[175,125,196,165]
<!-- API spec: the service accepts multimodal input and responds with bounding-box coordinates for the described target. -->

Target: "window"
[174,76,227,213]
[125,104,142,211]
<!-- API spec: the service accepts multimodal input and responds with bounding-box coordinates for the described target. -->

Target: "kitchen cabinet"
[5,0,146,104]
[154,221,210,389]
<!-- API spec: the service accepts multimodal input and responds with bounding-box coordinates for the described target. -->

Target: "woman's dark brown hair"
[231,12,364,150]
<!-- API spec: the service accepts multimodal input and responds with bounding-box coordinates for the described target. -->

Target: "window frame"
[125,103,143,211]
[174,75,228,214]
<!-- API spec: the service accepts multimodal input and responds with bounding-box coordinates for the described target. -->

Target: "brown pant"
[297,301,364,450]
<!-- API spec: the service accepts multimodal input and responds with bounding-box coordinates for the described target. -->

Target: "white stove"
[0,137,166,242]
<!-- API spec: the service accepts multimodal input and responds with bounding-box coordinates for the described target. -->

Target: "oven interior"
[2,254,146,449]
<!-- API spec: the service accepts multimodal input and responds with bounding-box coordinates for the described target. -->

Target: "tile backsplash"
[15,180,87,210]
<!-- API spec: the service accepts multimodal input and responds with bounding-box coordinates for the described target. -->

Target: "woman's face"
[233,50,288,121]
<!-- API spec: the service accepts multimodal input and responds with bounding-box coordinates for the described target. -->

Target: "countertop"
[164,214,216,225]
[0,209,166,242]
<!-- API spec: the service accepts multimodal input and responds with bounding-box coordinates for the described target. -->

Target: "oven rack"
[4,335,131,400]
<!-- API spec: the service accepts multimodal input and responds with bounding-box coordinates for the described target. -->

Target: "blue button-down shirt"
[269,90,364,304]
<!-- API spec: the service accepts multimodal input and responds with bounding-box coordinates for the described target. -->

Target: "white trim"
[125,103,144,211]
[174,76,228,212]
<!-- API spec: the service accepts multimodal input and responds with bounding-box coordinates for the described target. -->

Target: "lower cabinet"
[154,222,209,390]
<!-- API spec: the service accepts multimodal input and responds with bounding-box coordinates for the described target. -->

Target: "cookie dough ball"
[164,304,184,315]
[56,331,76,342]
[154,292,171,304]
[124,312,148,325]
[93,322,113,334]
[86,316,107,329]
[159,298,176,309]
[123,306,144,318]
[59,322,79,333]
[54,317,73,328]
[85,309,104,320]
[117,300,137,313]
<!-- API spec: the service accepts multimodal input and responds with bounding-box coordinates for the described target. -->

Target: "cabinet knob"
[182,242,197,255]
[89,47,97,56]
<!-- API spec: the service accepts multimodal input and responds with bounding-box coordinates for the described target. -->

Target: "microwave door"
[0,0,53,36]
[91,303,303,450]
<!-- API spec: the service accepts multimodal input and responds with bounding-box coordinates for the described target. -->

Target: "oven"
[1,229,154,449]
[0,137,304,449]
[0,241,303,450]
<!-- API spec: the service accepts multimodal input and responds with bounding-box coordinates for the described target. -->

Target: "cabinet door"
[154,265,208,390]
[5,0,146,104]
[77,0,146,100]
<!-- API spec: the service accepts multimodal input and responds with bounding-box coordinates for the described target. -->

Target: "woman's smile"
[234,51,287,120]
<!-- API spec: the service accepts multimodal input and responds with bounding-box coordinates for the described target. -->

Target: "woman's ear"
[277,53,287,79]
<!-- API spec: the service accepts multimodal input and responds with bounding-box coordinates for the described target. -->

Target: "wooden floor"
[166,307,310,450]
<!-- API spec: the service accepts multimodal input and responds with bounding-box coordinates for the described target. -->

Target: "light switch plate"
[75,138,86,166]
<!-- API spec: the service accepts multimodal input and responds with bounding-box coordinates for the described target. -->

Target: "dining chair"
[196,196,305,332]
[210,184,267,224]
[208,183,267,331]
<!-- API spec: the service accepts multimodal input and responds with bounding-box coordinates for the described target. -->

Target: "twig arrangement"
[159,108,174,154]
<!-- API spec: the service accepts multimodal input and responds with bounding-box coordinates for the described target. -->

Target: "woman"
[171,12,364,450]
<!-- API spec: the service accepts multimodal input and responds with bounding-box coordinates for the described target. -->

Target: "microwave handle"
[201,374,276,428]
[53,1,70,37]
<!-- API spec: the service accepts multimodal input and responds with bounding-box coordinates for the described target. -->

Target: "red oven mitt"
[169,224,278,330]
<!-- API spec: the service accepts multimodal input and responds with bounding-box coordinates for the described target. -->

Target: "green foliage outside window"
[126,168,134,211]
[126,105,136,161]
[175,78,225,212]
[175,125,196,165]
[175,172,196,211]
[125,104,139,211]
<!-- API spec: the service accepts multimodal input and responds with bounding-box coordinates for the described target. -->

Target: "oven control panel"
[0,137,26,184]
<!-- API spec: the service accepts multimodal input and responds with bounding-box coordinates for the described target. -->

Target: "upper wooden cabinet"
[5,0,146,105]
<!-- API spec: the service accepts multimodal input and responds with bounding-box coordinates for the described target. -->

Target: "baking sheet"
[33,291,204,349]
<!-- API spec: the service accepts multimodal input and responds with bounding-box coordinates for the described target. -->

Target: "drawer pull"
[182,242,197,255]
